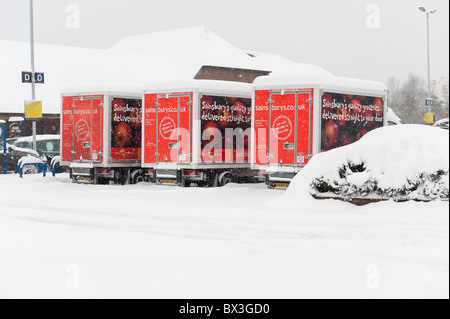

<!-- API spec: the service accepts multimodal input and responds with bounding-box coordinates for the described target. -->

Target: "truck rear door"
[268,90,313,166]
[72,96,103,162]
[155,94,192,164]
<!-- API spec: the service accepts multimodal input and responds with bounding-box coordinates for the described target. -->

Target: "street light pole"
[426,11,431,107]
[29,0,37,151]
[419,7,436,114]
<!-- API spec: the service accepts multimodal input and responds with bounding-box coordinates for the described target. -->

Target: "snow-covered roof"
[8,117,25,122]
[0,40,182,114]
[143,79,251,96]
[109,26,308,76]
[1,26,387,115]
[110,26,257,72]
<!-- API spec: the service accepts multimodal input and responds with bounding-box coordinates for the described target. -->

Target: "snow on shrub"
[287,124,449,203]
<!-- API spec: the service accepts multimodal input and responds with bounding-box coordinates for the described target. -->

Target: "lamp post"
[29,0,37,151]
[418,6,436,115]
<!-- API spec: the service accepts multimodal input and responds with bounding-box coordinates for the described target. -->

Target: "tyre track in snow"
[1,175,448,271]
[1,196,448,270]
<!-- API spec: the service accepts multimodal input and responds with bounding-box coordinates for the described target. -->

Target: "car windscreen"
[37,140,60,152]
[14,141,32,149]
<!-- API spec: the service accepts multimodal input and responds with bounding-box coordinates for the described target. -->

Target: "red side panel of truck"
[200,95,252,164]
[110,97,142,161]
[320,93,384,151]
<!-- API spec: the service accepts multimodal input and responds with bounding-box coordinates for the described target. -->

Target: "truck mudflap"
[155,169,178,185]
[71,163,95,184]
[265,166,302,189]
[152,167,260,187]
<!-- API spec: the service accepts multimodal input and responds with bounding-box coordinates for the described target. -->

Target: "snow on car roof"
[283,124,449,203]
[8,144,40,157]
[15,135,60,143]
[433,118,449,127]
[387,108,402,125]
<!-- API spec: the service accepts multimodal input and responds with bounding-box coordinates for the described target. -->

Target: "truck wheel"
[98,177,109,185]
[133,174,145,184]
[208,172,218,187]
[114,169,127,185]
[196,181,207,187]
[220,174,232,187]
[131,170,145,184]
[182,180,191,188]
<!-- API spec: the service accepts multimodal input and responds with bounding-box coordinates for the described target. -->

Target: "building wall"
[194,65,270,83]
[0,113,60,138]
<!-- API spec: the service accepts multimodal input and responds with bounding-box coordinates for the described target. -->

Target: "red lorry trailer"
[251,75,388,188]
[61,88,144,184]
[142,80,257,187]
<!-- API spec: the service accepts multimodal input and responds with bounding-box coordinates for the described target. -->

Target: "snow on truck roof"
[143,80,252,95]
[253,70,387,96]
[61,86,142,96]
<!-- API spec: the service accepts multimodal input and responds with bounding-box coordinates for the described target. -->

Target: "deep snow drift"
[284,125,449,203]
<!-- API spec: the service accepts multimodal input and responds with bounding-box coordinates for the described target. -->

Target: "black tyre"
[114,169,128,185]
[131,170,145,184]
[220,174,232,187]
[23,165,39,175]
[196,181,208,187]
[208,172,218,187]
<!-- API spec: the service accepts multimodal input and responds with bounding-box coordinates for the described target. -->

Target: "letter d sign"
[22,72,32,83]
[35,73,45,84]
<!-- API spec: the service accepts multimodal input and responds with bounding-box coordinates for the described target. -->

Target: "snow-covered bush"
[311,164,448,202]
[288,124,449,203]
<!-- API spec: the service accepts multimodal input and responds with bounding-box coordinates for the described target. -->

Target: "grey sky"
[0,0,448,84]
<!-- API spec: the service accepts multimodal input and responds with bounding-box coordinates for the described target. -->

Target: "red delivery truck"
[61,88,144,184]
[252,74,388,188]
[142,80,257,187]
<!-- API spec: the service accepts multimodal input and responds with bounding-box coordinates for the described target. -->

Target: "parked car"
[14,135,60,165]
[6,137,20,145]
[0,141,41,173]
[13,135,65,173]
[433,118,449,130]
[387,108,402,126]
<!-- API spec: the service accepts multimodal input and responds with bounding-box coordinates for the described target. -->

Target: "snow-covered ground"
[0,172,448,299]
